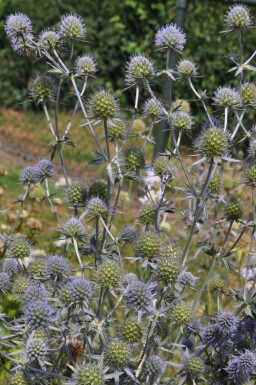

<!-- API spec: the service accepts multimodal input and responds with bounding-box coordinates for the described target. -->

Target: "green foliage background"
[0,0,256,109]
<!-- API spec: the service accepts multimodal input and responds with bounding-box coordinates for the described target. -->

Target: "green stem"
[192,256,216,309]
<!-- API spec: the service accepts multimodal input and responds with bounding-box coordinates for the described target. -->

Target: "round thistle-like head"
[241,82,256,106]
[31,74,56,103]
[62,217,85,238]
[36,158,55,180]
[213,86,241,109]
[26,338,47,362]
[144,355,165,378]
[160,243,182,259]
[224,197,243,222]
[60,284,73,307]
[177,59,197,79]
[172,111,192,132]
[97,261,120,289]
[3,258,19,275]
[75,54,97,76]
[211,275,225,291]
[58,13,86,40]
[121,317,142,343]
[244,164,256,186]
[0,272,10,291]
[136,231,160,260]
[119,225,137,243]
[196,126,229,158]
[24,300,54,330]
[226,350,256,384]
[157,258,180,285]
[225,5,252,30]
[154,155,176,180]
[76,364,105,385]
[90,89,119,120]
[124,280,152,310]
[143,98,163,119]
[104,340,130,369]
[124,147,145,173]
[66,180,87,206]
[68,277,93,304]
[87,197,107,217]
[12,276,31,296]
[8,371,29,385]
[38,29,61,51]
[10,33,34,56]
[28,258,46,278]
[183,356,204,380]
[139,203,156,226]
[215,311,239,337]
[5,13,32,39]
[9,237,31,259]
[208,173,221,195]
[155,23,186,52]
[177,272,197,287]
[107,119,125,140]
[45,255,69,279]
[125,54,154,85]
[23,284,48,304]
[20,165,38,184]
[88,179,108,202]
[172,303,192,326]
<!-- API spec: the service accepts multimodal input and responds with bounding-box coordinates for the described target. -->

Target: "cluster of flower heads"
[20,158,55,184]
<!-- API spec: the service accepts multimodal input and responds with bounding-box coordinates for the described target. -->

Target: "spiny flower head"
[8,371,29,385]
[224,196,243,221]
[38,29,62,51]
[183,356,204,380]
[31,74,56,103]
[107,119,125,140]
[225,5,252,30]
[143,98,163,119]
[125,280,152,310]
[139,203,156,225]
[97,261,120,289]
[171,111,192,131]
[9,237,31,259]
[125,54,154,85]
[66,180,87,205]
[213,86,242,109]
[0,272,10,291]
[240,82,256,106]
[88,179,108,201]
[90,89,119,120]
[215,311,239,336]
[177,272,197,287]
[24,300,54,329]
[172,303,192,325]
[124,147,145,173]
[87,197,107,217]
[45,255,69,279]
[211,275,225,291]
[5,13,32,39]
[3,258,19,275]
[68,277,93,304]
[226,350,256,384]
[144,355,165,378]
[61,217,85,238]
[154,155,176,180]
[119,225,137,243]
[136,231,161,260]
[208,173,221,194]
[195,126,229,158]
[121,317,142,343]
[28,257,46,278]
[12,276,31,296]
[58,13,86,40]
[104,339,130,369]
[10,33,34,56]
[26,338,47,362]
[23,284,48,304]
[177,59,197,79]
[157,258,180,285]
[20,165,39,184]
[75,54,97,76]
[155,23,186,52]
[76,364,105,385]
[36,158,55,180]
[244,163,256,186]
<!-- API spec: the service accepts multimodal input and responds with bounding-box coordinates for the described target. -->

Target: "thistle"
[172,303,192,326]
[58,13,86,40]
[2,258,19,275]
[121,317,142,343]
[75,54,97,76]
[143,355,165,378]
[88,179,108,201]
[177,59,197,79]
[143,98,163,119]
[97,261,120,289]
[9,237,31,259]
[155,23,186,52]
[61,217,85,238]
[124,280,152,310]
[196,126,229,158]
[240,82,256,106]
[124,147,145,172]
[66,180,87,205]
[154,155,176,180]
[224,197,243,222]
[244,163,256,186]
[136,231,160,260]
[183,356,204,380]
[31,75,56,103]
[36,158,55,180]
[45,255,69,279]
[75,364,105,385]
[139,203,156,225]
[125,54,154,85]
[225,5,252,30]
[8,371,29,385]
[171,111,192,131]
[104,340,130,369]
[90,89,119,120]
[0,272,10,291]
[5,13,32,40]
[26,338,47,363]
[213,86,241,109]
[38,30,62,51]
[20,165,39,184]
[87,197,107,217]
[157,258,180,285]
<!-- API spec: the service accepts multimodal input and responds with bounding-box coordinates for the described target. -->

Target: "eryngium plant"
[1,5,256,385]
